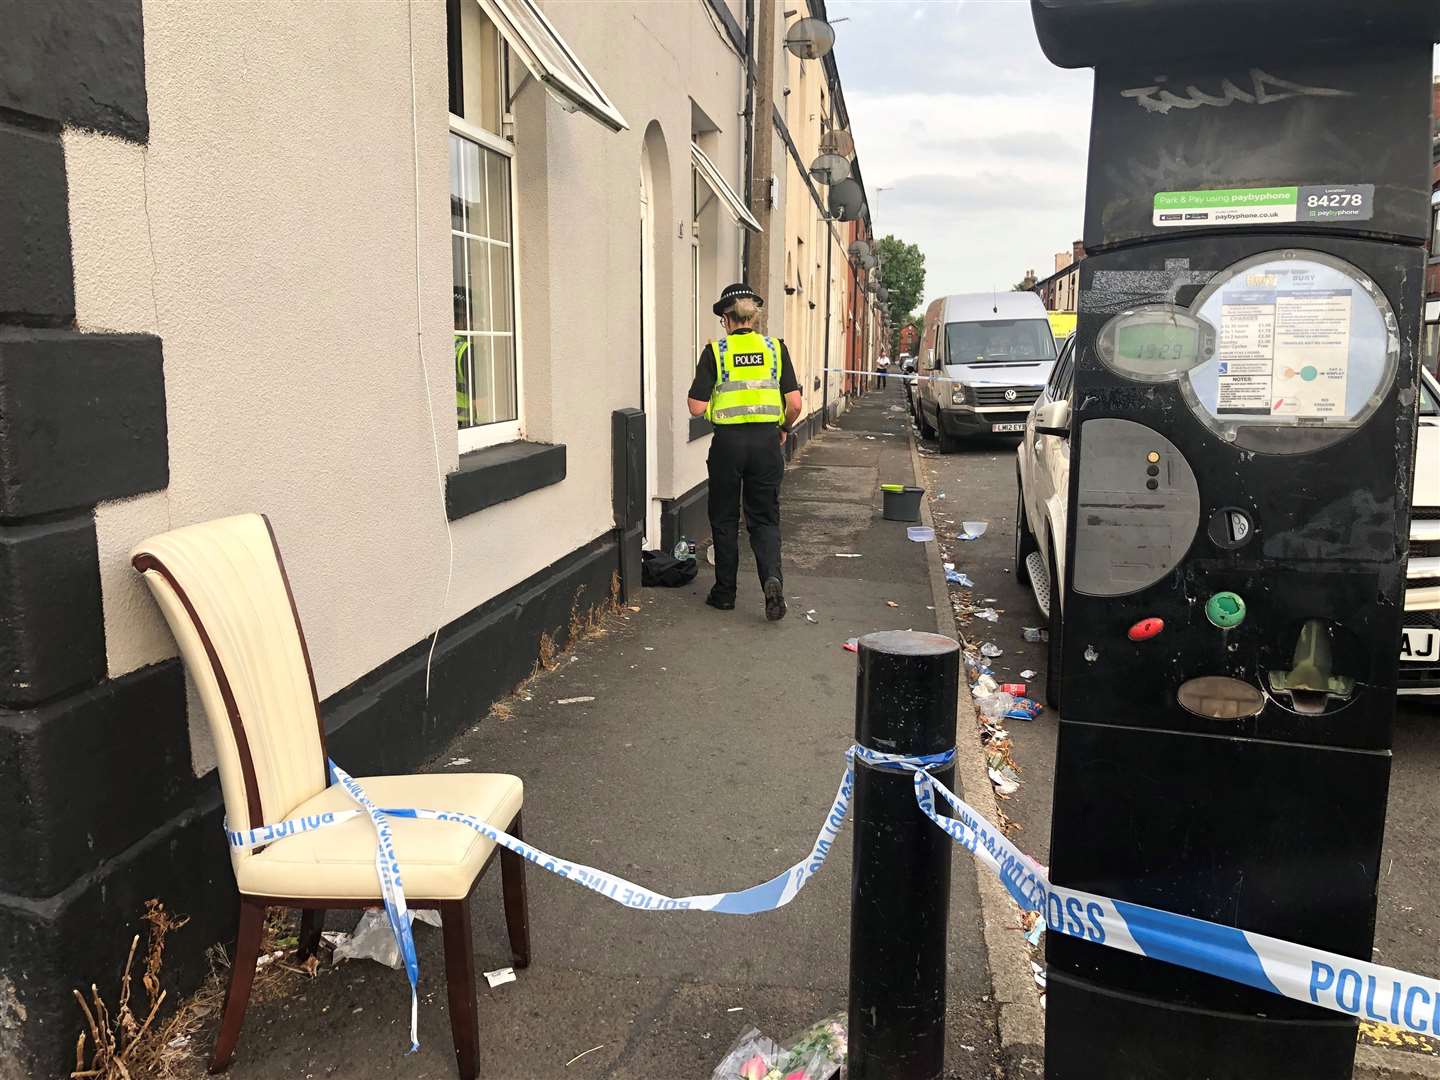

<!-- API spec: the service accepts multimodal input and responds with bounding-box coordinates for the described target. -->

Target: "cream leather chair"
[132,513,528,1079]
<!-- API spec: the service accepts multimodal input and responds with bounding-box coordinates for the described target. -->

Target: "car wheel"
[1014,474,1037,585]
[937,422,958,453]
[1045,544,1063,712]
[918,401,937,440]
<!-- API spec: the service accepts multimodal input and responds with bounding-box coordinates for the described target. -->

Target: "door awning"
[692,142,762,232]
[477,0,628,132]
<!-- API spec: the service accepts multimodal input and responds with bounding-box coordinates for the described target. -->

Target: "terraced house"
[0,1,882,1073]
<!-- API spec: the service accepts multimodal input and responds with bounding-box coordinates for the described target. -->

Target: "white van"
[914,291,1058,451]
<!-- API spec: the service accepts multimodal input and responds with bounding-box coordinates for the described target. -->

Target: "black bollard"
[848,630,959,1080]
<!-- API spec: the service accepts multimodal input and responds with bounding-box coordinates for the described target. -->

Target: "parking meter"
[1029,2,1440,1076]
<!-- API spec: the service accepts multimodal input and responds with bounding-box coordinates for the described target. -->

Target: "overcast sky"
[827,1,1440,307]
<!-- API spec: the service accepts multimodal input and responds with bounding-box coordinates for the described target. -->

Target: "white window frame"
[450,111,525,453]
[692,142,762,232]
[476,0,628,132]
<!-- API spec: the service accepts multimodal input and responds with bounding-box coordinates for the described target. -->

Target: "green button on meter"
[1205,591,1246,629]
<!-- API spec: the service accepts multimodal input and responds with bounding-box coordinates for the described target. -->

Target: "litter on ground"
[1020,669,1037,679]
[446,757,472,767]
[556,696,595,705]
[835,552,864,558]
[907,525,936,542]
[958,521,989,540]
[484,966,517,989]
[980,642,1004,658]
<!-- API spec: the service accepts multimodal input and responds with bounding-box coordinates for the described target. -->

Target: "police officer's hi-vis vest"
[706,332,784,425]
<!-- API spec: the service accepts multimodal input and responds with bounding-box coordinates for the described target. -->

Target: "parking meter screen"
[1096,306,1215,382]
[1115,322,1199,364]
[1183,250,1398,453]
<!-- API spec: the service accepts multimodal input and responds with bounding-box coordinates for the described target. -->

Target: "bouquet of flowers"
[711,1015,847,1080]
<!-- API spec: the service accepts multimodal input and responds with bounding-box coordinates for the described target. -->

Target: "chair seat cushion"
[235,773,523,901]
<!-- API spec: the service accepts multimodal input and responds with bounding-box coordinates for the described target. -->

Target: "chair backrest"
[132,514,328,858]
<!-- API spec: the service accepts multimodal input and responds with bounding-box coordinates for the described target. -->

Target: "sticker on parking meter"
[1153,185,1373,228]
[1183,250,1396,454]
[1214,284,1353,418]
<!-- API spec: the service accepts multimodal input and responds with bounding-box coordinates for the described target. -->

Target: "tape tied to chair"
[228,748,1440,1053]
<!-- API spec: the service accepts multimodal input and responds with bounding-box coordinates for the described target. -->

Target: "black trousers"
[707,424,784,596]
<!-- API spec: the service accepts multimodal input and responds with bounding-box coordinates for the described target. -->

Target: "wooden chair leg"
[209,898,266,1074]
[440,898,479,1080]
[296,908,325,961]
[500,811,531,969]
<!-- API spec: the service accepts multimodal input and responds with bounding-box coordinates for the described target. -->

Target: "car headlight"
[951,384,967,405]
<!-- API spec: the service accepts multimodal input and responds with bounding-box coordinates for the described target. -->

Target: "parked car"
[914,291,1058,451]
[1014,345,1440,708]
[899,352,917,414]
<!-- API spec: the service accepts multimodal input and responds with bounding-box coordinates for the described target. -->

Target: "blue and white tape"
[230,746,1440,1048]
[903,764,1440,1038]
[230,748,951,1048]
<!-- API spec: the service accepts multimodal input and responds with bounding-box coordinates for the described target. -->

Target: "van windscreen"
[945,319,1057,365]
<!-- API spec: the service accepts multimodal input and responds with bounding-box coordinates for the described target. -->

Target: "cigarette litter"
[556,696,595,705]
[447,757,472,767]
[835,553,864,558]
[843,638,859,653]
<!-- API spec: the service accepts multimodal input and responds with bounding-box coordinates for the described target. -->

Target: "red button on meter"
[1128,618,1165,642]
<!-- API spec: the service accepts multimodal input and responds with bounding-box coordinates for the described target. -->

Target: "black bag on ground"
[641,549,698,587]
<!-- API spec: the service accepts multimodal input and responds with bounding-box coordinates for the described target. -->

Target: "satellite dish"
[828,178,864,222]
[809,153,851,186]
[820,129,855,158]
[784,16,837,60]
[848,240,870,260]
[877,285,889,302]
[861,253,878,271]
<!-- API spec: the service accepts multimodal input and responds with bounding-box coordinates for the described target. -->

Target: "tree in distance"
[874,235,925,356]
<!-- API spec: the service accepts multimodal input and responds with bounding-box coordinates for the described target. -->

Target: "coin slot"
[1178,676,1266,720]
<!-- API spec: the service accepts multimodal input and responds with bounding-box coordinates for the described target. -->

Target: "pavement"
[915,410,1440,1080]
[200,388,1025,1080]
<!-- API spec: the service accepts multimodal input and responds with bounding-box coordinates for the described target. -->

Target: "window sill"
[688,416,713,442]
[445,440,566,521]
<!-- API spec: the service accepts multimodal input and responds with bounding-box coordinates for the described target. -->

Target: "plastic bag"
[330,908,441,969]
[711,1015,846,1080]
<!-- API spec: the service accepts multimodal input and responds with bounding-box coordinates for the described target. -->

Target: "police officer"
[686,283,803,620]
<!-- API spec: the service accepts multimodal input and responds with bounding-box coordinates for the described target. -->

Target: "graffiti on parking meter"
[1121,68,1354,114]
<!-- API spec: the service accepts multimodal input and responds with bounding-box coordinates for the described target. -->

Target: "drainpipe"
[822,219,834,424]
[741,0,754,275]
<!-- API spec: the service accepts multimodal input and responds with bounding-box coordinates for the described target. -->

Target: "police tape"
[819,366,939,383]
[228,747,952,1050]
[906,765,1440,1038]
[229,746,1440,1048]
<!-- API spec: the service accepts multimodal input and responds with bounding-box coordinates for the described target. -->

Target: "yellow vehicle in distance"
[1046,310,1076,343]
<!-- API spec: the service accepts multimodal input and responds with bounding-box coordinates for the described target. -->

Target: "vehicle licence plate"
[1400,627,1440,662]
[992,423,1025,433]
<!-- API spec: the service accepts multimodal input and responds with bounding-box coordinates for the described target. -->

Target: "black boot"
[763,578,786,621]
[706,587,735,611]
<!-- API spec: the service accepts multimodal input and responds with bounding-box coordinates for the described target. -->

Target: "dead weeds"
[73,903,320,1080]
